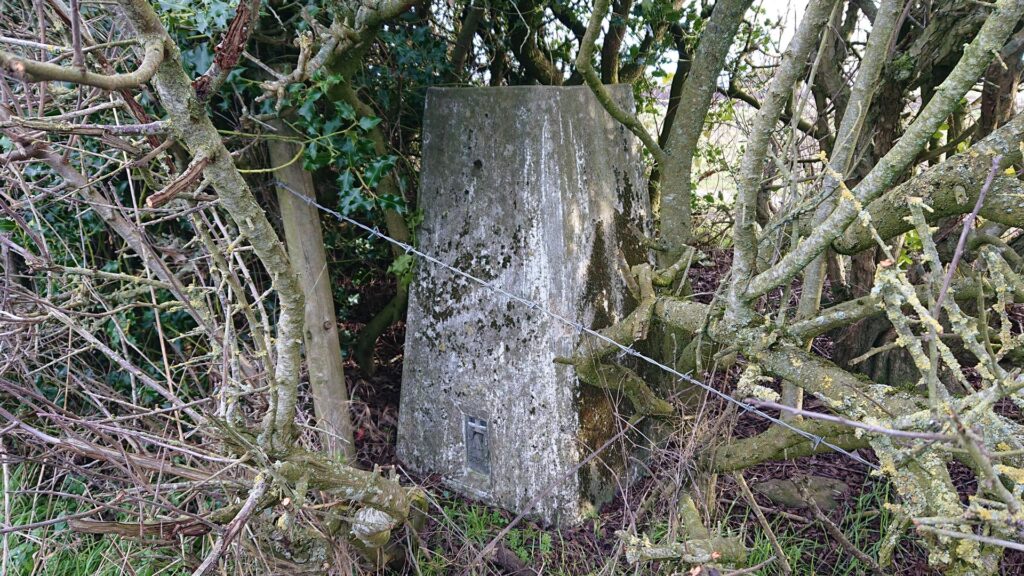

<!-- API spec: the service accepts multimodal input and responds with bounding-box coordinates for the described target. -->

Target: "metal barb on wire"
[278,183,877,470]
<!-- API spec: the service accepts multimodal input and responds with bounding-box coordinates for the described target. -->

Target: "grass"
[3,457,912,575]
[5,461,579,575]
[412,497,582,575]
[3,464,189,576]
[742,478,900,575]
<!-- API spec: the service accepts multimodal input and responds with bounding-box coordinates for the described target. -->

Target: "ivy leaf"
[338,171,371,215]
[338,171,358,193]
[388,254,414,287]
[378,193,405,212]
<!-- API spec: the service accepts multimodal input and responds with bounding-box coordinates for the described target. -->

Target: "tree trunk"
[658,0,754,260]
[271,123,357,461]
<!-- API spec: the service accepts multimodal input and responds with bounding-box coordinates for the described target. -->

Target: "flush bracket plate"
[464,415,490,476]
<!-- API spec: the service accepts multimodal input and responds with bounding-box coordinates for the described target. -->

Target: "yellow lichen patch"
[955,538,981,567]
[995,464,1024,485]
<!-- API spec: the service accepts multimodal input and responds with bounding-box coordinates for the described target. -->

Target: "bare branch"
[146,153,211,208]
[192,0,260,101]
[747,399,955,442]
[729,0,840,325]
[933,154,1003,313]
[800,482,886,576]
[0,117,167,136]
[192,473,269,576]
[659,0,753,253]
[576,0,665,166]
[0,37,165,90]
[70,0,84,69]
[735,472,793,575]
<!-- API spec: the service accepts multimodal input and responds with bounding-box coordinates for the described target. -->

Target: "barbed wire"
[278,183,878,470]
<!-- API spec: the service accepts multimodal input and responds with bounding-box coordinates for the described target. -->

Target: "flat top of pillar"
[426,85,633,95]
[424,85,635,112]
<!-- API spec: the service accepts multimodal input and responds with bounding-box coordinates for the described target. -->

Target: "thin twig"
[0,494,125,535]
[721,558,776,575]
[0,117,168,135]
[915,525,1024,553]
[146,153,211,208]
[192,473,269,576]
[799,482,886,575]
[734,472,792,575]
[70,0,84,69]
[933,154,1003,315]
[746,399,954,442]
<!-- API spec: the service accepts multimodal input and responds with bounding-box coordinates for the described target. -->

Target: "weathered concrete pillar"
[397,86,649,526]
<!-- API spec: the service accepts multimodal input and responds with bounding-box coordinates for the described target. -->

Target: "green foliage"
[452,503,503,542]
[743,479,904,575]
[156,0,236,35]
[388,254,415,288]
[505,525,555,565]
[3,465,190,575]
[154,0,238,75]
[898,228,924,269]
[410,498,564,574]
[270,71,403,217]
[889,53,917,83]
[246,9,455,321]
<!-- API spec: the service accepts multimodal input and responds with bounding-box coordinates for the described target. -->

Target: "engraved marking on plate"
[464,415,490,475]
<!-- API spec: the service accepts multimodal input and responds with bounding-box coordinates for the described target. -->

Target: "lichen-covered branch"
[787,0,902,414]
[713,419,870,472]
[574,359,673,417]
[618,530,748,565]
[272,122,356,460]
[564,265,672,416]
[729,0,840,326]
[743,0,1024,301]
[658,0,753,253]
[0,37,164,89]
[116,0,304,453]
[836,112,1024,255]
[576,0,665,167]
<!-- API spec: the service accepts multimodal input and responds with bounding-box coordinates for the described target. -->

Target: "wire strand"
[277,182,878,470]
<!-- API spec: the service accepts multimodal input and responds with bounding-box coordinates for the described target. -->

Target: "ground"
[339,253,1024,575]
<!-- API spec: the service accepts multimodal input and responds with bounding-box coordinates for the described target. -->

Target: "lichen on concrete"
[397,86,649,525]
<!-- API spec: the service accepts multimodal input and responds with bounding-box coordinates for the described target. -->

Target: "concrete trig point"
[397,86,650,525]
